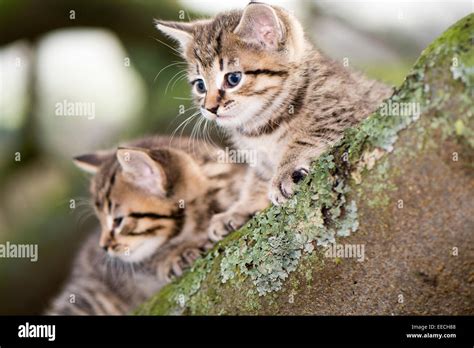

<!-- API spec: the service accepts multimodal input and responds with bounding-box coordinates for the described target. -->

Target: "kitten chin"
[111,235,168,263]
[215,100,266,129]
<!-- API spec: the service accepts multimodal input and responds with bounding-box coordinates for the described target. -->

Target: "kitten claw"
[269,177,292,205]
[208,211,244,242]
[269,188,288,205]
[269,167,309,205]
[226,220,237,232]
[291,168,309,183]
[181,248,201,264]
[170,263,183,278]
[158,247,202,282]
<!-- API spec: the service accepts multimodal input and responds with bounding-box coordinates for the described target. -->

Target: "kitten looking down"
[156,2,392,239]
[47,136,252,314]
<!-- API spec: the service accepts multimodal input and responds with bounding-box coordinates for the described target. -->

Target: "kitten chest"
[234,130,288,175]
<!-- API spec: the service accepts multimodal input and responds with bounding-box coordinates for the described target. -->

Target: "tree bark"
[135,14,474,315]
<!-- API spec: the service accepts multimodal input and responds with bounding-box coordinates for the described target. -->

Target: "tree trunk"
[135,14,474,315]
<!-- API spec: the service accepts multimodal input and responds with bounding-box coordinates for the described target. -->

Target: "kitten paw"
[269,167,309,205]
[181,247,201,265]
[157,247,202,281]
[157,256,183,282]
[208,211,246,242]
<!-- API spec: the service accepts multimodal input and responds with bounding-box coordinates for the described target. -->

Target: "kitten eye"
[113,217,123,228]
[225,72,242,88]
[193,79,206,94]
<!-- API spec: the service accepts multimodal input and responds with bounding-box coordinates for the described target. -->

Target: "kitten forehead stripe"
[104,166,117,211]
[216,30,223,56]
[193,48,204,66]
[244,69,288,77]
[130,225,165,236]
[129,211,183,220]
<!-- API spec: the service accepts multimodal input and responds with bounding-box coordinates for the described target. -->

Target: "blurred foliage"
[0,0,201,315]
[358,62,413,87]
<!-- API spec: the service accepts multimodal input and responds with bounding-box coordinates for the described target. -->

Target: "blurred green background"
[0,0,470,314]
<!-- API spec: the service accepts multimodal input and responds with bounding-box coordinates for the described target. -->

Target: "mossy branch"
[135,15,473,315]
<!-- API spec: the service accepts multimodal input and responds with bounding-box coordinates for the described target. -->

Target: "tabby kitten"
[47,136,252,315]
[156,2,392,238]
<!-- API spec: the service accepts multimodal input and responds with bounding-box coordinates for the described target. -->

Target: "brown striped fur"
[155,2,393,237]
[46,136,260,315]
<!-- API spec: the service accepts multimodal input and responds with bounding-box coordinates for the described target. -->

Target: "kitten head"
[74,146,207,263]
[155,2,307,130]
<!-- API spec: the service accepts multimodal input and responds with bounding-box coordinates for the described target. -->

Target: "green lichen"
[218,153,360,296]
[430,108,474,148]
[136,14,473,315]
[364,159,398,208]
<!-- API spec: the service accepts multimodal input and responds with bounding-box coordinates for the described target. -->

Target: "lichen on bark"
[135,14,473,315]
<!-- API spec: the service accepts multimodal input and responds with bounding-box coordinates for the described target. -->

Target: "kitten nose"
[206,105,219,115]
[100,235,112,251]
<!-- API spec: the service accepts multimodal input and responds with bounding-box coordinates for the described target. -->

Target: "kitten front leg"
[269,144,325,205]
[208,170,270,242]
[156,244,204,281]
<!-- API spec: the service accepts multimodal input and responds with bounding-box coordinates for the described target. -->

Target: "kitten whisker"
[166,105,197,131]
[129,262,137,281]
[202,118,219,152]
[172,96,194,100]
[151,37,182,58]
[189,116,206,156]
[165,69,188,94]
[169,110,201,145]
[75,211,95,229]
[153,61,187,84]
[171,71,189,91]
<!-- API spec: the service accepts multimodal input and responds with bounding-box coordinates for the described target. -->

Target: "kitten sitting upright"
[47,136,253,314]
[156,2,392,239]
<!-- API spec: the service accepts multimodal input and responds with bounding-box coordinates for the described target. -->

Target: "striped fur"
[156,2,393,218]
[46,136,256,315]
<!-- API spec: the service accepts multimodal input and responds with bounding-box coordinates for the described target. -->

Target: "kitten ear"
[73,152,112,174]
[234,3,284,50]
[116,147,167,196]
[155,19,193,50]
